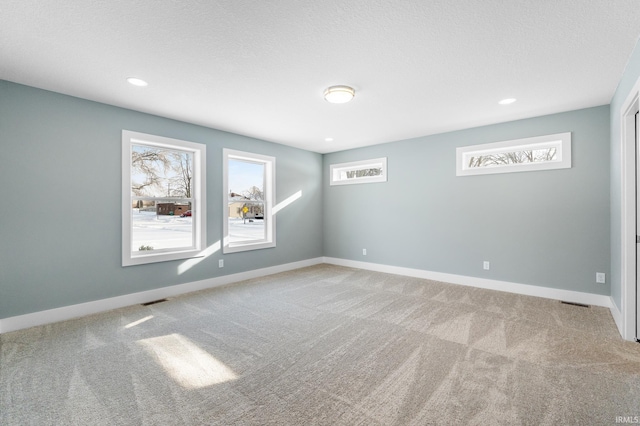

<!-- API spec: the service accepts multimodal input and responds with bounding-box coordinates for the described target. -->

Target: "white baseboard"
[1,256,614,335]
[323,257,612,308]
[609,296,624,337]
[0,257,323,334]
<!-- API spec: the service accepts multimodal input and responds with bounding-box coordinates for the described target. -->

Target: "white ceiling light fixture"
[324,85,355,104]
[325,137,334,142]
[127,77,148,87]
[498,98,517,105]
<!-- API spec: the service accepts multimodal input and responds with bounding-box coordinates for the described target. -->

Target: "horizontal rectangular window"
[456,132,571,176]
[122,130,206,266]
[330,157,387,185]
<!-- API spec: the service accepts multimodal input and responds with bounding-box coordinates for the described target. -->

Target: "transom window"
[122,131,206,266]
[330,157,387,185]
[456,132,571,176]
[223,149,275,253]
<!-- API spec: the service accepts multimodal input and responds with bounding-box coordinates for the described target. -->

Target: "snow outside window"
[456,132,571,176]
[223,149,276,254]
[330,158,387,185]
[122,130,206,266]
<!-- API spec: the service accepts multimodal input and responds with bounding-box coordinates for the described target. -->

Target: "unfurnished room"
[2,1,640,425]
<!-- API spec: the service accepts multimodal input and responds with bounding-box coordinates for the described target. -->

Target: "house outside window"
[223,149,275,253]
[122,130,206,266]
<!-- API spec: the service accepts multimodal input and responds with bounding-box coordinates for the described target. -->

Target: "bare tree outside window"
[132,145,193,198]
[123,130,206,267]
[240,185,265,217]
[344,167,383,179]
[468,147,557,168]
[130,144,194,252]
[242,185,264,201]
[224,152,275,252]
[131,148,170,196]
[169,151,193,198]
[457,133,570,177]
[330,158,387,185]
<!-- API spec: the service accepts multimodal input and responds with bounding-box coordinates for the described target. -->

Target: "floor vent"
[141,298,168,306]
[560,301,590,308]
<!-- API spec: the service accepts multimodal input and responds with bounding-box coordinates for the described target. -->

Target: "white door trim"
[636,110,640,340]
[620,75,640,341]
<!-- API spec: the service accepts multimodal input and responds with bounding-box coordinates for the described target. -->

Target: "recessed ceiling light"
[325,137,334,142]
[324,85,355,104]
[498,98,516,105]
[127,77,148,87]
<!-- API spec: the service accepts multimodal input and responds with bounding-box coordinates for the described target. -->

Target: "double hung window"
[122,131,206,266]
[223,149,275,253]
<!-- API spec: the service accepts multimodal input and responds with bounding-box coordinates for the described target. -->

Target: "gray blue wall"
[0,81,323,319]
[0,78,618,321]
[610,38,640,309]
[324,106,611,295]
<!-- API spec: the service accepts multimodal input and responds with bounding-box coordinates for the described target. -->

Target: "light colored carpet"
[1,264,640,425]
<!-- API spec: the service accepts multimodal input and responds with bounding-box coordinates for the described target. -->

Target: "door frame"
[620,75,640,341]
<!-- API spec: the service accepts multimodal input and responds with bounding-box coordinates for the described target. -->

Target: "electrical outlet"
[219,259,224,268]
[596,272,605,284]
[483,261,490,270]
[363,248,367,256]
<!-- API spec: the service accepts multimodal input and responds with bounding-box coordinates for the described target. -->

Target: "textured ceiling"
[1,0,640,153]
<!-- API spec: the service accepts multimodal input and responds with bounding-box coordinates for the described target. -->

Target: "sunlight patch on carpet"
[125,315,154,329]
[138,333,237,389]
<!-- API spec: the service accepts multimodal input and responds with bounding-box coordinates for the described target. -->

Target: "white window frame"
[122,130,206,266]
[330,157,387,186]
[456,132,571,176]
[223,149,276,254]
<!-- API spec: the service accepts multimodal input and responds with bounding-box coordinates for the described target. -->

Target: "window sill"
[123,249,204,267]
[223,240,276,254]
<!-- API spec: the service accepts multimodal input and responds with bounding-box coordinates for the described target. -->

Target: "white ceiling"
[1,1,640,154]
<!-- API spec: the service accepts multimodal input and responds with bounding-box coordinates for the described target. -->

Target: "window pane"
[330,158,387,185]
[227,159,266,244]
[132,145,194,198]
[532,147,557,162]
[468,147,558,168]
[223,149,275,254]
[227,201,265,243]
[228,159,264,199]
[457,133,570,176]
[342,167,382,180]
[123,130,206,266]
[132,200,194,252]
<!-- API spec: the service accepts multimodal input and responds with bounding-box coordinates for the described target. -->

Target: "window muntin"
[330,157,387,185]
[223,149,275,253]
[122,131,206,266]
[456,132,571,176]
